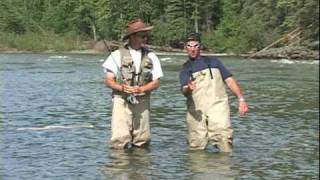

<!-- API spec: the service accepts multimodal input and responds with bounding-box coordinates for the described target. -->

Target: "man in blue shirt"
[179,33,248,152]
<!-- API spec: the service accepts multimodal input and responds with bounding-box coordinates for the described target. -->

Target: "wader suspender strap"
[205,58,213,79]
[208,64,213,79]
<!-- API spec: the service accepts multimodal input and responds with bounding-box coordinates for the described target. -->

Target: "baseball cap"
[186,32,201,43]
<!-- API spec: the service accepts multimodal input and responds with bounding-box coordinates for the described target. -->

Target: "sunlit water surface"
[0,53,319,179]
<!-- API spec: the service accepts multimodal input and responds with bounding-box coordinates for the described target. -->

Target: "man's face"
[130,32,148,49]
[186,40,200,59]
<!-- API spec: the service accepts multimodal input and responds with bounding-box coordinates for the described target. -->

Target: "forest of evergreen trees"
[0,0,319,53]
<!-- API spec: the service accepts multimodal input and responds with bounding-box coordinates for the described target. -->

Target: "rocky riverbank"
[89,41,319,60]
[249,46,319,60]
[1,41,319,60]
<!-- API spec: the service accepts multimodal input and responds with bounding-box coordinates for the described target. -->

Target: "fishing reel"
[127,94,139,104]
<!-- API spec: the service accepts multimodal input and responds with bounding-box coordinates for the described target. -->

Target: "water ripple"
[1,54,318,179]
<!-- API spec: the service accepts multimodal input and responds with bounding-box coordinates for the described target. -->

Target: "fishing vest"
[118,47,153,86]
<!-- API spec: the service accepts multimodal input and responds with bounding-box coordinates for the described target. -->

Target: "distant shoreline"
[0,47,243,57]
[0,46,318,60]
[0,49,250,59]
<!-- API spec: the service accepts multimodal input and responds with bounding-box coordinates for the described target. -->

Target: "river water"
[0,53,319,180]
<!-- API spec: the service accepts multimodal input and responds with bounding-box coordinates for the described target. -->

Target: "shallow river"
[0,53,319,179]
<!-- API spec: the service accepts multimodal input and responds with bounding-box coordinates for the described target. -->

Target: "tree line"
[0,0,318,53]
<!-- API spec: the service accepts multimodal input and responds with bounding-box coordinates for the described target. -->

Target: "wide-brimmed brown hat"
[123,19,153,40]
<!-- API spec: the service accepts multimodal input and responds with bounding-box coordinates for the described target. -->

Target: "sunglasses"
[135,32,148,39]
[186,43,200,49]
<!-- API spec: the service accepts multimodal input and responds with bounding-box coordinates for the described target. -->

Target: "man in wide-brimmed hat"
[102,19,163,149]
[122,19,154,41]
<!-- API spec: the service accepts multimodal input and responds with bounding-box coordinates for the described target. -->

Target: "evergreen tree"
[0,0,318,52]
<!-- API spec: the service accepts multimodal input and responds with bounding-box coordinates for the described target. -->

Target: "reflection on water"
[101,148,152,180]
[185,151,236,180]
[0,54,318,179]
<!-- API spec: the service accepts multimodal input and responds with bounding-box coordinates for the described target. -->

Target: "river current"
[0,53,319,179]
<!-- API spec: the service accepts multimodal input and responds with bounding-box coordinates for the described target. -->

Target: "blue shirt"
[179,56,232,86]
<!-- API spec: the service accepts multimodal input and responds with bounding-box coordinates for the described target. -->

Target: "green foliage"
[296,0,319,44]
[207,0,248,53]
[0,31,85,51]
[0,0,318,53]
[165,0,189,41]
[150,19,170,46]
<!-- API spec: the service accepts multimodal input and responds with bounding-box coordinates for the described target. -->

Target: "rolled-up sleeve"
[148,52,163,80]
[102,50,121,75]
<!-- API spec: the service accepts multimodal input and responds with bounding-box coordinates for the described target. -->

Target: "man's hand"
[238,98,249,116]
[132,79,160,94]
[182,80,196,94]
[132,86,145,94]
[122,84,136,94]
